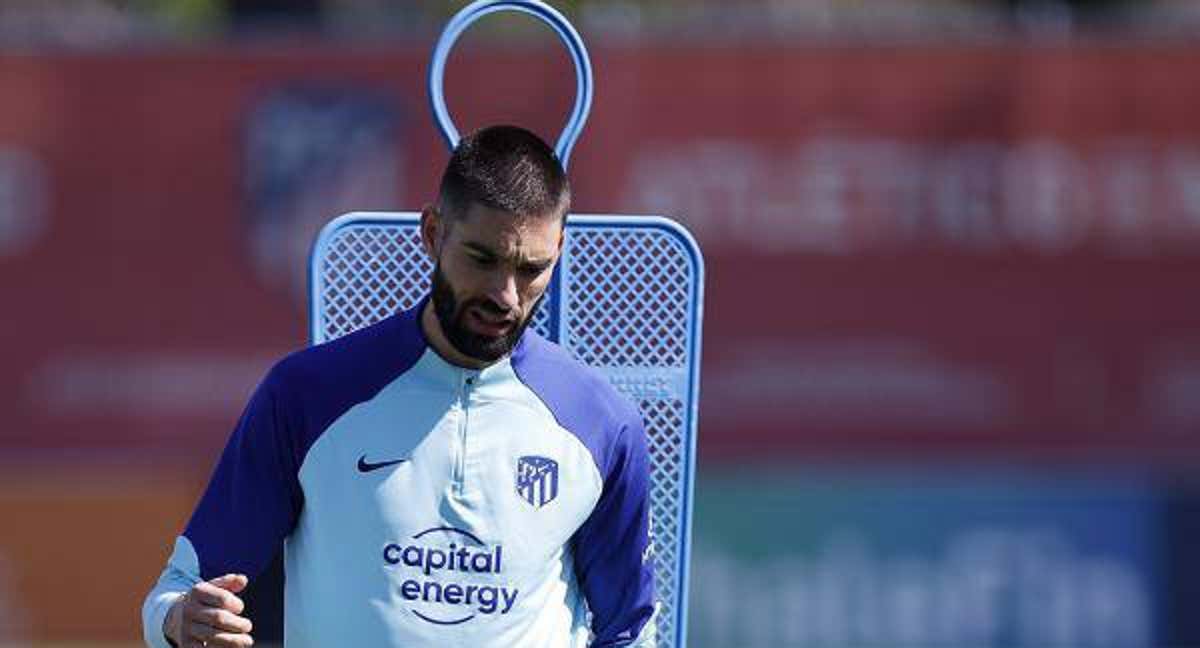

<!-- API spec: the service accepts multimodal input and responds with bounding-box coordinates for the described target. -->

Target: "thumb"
[208,573,249,594]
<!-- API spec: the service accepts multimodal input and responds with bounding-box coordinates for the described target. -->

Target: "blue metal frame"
[309,212,703,648]
[428,0,594,168]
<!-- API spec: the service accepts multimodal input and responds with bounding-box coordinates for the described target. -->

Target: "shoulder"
[270,308,426,396]
[511,331,644,477]
[256,307,428,442]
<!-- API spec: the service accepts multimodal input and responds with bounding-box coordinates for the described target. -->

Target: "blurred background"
[2,0,1200,646]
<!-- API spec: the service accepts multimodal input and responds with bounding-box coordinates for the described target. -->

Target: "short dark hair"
[437,125,571,223]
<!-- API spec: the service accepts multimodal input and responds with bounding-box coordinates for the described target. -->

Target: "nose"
[486,271,520,314]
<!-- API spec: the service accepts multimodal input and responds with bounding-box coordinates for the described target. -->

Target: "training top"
[142,299,656,647]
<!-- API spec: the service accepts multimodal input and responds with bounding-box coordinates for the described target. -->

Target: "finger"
[189,582,244,615]
[194,606,253,634]
[181,621,216,648]
[190,581,246,614]
[208,631,254,648]
[209,573,249,594]
[186,621,254,648]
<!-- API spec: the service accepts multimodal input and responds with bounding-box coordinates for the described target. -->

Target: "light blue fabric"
[143,302,654,647]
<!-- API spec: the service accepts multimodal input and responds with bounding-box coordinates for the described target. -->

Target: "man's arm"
[143,364,304,648]
[572,416,657,647]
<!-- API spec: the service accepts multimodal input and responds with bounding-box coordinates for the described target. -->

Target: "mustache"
[467,298,514,319]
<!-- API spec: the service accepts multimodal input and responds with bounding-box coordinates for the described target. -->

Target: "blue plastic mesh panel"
[561,226,696,647]
[312,213,699,648]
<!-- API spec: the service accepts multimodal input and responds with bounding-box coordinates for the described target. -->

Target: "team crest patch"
[516,456,559,508]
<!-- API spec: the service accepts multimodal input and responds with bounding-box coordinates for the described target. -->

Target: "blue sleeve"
[145,309,425,648]
[572,416,656,647]
[183,362,304,580]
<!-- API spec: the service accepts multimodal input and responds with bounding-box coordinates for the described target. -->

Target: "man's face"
[423,203,563,363]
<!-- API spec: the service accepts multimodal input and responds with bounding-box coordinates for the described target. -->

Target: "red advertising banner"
[2,41,1200,643]
[3,43,1200,469]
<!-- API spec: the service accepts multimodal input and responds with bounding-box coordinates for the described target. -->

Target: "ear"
[420,204,443,260]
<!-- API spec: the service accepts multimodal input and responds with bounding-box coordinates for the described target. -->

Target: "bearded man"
[142,125,656,648]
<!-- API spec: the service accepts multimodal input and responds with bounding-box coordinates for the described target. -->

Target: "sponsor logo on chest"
[383,526,517,625]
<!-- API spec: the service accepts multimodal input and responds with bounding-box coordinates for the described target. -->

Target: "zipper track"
[455,372,471,494]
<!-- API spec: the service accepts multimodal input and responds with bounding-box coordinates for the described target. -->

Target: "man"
[142,125,656,647]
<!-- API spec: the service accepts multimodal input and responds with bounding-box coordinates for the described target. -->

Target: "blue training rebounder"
[308,2,704,646]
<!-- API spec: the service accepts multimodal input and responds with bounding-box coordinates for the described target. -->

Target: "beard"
[430,263,542,363]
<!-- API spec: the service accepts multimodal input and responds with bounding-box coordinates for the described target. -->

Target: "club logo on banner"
[242,84,401,303]
[516,456,559,508]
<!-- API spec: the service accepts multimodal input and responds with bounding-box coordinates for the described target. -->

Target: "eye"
[468,254,496,268]
[519,263,549,278]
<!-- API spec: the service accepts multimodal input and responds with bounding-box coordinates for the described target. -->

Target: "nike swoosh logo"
[357,454,409,473]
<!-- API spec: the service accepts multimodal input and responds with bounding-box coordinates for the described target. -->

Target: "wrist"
[162,594,184,647]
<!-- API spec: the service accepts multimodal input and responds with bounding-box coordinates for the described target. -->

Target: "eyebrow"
[462,241,553,267]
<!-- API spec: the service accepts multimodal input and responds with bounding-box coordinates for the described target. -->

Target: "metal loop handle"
[428,0,593,169]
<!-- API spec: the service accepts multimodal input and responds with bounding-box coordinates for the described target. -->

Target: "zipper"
[454,371,474,494]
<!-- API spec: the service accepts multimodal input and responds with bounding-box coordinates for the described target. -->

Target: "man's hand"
[164,573,254,648]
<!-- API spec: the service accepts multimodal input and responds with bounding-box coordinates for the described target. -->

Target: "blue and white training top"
[142,300,656,647]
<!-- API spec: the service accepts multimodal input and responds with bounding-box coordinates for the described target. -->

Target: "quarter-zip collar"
[398,294,530,392]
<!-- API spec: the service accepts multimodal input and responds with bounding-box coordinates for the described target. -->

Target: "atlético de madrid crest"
[516,456,559,508]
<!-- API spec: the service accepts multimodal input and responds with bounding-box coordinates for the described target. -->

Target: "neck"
[420,300,492,370]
